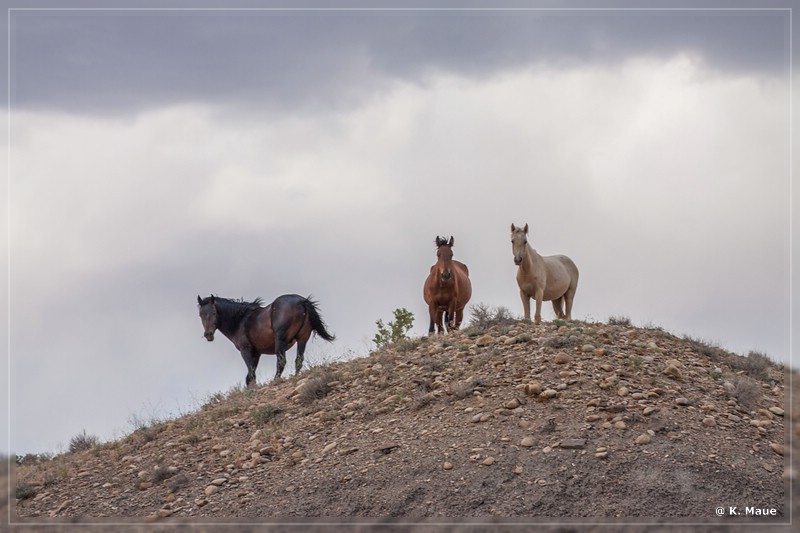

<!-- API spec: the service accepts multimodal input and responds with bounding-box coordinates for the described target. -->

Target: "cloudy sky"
[2,0,796,455]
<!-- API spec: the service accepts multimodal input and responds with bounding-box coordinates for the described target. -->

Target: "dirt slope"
[10,319,797,531]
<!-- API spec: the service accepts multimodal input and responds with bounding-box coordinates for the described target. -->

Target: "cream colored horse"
[510,223,579,324]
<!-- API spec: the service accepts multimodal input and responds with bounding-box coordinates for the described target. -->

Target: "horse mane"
[213,296,264,335]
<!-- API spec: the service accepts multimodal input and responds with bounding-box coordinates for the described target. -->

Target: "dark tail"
[303,296,336,342]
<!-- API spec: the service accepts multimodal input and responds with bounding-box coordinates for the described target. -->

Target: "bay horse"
[197,294,335,386]
[423,236,472,334]
[511,224,579,324]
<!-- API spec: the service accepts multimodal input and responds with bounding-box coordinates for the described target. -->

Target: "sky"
[2,0,797,455]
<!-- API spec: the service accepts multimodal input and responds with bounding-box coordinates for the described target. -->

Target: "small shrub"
[411,391,436,410]
[297,367,336,404]
[466,303,517,332]
[728,351,772,381]
[731,376,761,410]
[544,335,575,350]
[450,380,475,400]
[16,482,36,501]
[251,404,283,425]
[15,452,53,465]
[68,430,99,453]
[152,464,176,484]
[373,308,415,348]
[394,337,424,353]
[608,315,631,326]
[167,474,190,493]
[684,336,728,362]
[181,433,201,446]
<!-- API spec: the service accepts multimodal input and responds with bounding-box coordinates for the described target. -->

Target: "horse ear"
[523,223,529,234]
[210,295,215,304]
[197,295,203,305]
[511,223,516,233]
[448,236,454,246]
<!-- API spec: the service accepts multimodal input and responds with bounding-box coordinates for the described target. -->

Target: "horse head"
[197,295,218,341]
[510,223,529,266]
[435,236,455,283]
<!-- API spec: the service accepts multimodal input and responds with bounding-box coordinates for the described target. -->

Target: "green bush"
[373,308,415,348]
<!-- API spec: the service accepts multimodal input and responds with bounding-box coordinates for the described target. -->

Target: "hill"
[10,318,796,530]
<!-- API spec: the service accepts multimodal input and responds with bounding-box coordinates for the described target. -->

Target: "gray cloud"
[8,5,791,116]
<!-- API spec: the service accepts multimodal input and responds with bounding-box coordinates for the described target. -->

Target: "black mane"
[209,296,264,336]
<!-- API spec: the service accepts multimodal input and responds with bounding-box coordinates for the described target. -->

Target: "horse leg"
[435,309,445,334]
[534,289,544,325]
[428,305,437,335]
[454,307,464,330]
[240,349,259,387]
[295,339,308,375]
[552,297,565,319]
[274,337,287,380]
[564,288,576,320]
[520,289,531,321]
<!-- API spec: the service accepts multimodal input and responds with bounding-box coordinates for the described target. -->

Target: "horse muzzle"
[514,256,523,266]
[204,332,215,341]
[440,272,452,282]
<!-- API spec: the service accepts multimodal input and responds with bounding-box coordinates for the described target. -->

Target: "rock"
[138,482,153,491]
[554,352,572,364]
[585,414,601,422]
[482,457,495,466]
[594,348,606,356]
[505,399,521,409]
[663,365,682,380]
[524,383,542,396]
[322,442,338,454]
[642,407,656,416]
[539,389,558,400]
[560,439,586,450]
[520,437,536,447]
[635,434,651,445]
[582,344,595,353]
[476,335,493,347]
[204,485,218,496]
[514,465,524,475]
[675,397,691,406]
[443,462,453,470]
[613,421,626,430]
[702,417,716,427]
[158,509,173,518]
[768,407,784,417]
[600,364,614,372]
[769,443,785,456]
[617,387,629,397]
[211,478,227,486]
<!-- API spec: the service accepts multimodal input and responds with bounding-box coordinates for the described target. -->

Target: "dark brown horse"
[197,294,335,386]
[423,236,472,334]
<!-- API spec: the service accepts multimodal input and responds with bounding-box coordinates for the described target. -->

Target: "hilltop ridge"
[12,318,796,528]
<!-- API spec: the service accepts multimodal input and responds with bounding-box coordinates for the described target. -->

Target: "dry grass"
[297,367,336,404]
[250,404,283,425]
[731,376,762,410]
[68,430,98,454]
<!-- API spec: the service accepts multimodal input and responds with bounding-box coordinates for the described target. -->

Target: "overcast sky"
[2,1,797,455]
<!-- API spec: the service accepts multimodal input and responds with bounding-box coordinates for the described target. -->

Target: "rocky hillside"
[11,319,797,530]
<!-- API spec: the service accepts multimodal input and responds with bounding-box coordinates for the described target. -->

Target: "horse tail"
[303,296,336,342]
